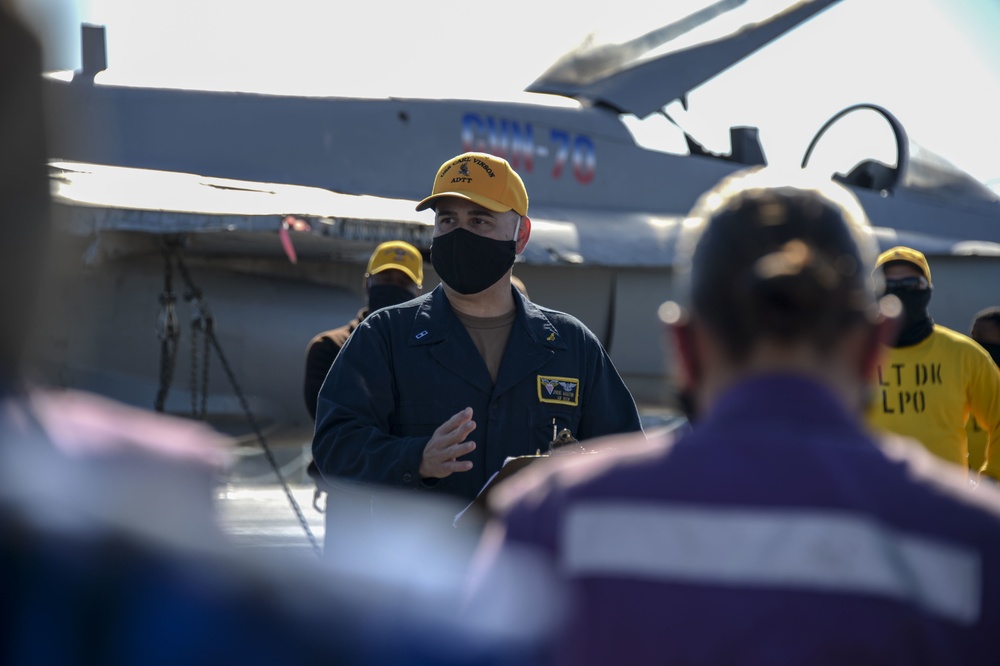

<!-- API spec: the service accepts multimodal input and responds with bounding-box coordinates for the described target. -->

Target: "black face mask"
[431,227,516,295]
[367,284,415,314]
[976,341,1000,367]
[887,287,933,347]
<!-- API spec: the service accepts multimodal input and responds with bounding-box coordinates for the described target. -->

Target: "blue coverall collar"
[408,284,566,350]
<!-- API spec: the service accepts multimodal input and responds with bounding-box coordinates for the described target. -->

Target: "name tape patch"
[538,375,580,406]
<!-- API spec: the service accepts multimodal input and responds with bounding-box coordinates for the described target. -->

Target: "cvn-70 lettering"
[461,112,596,184]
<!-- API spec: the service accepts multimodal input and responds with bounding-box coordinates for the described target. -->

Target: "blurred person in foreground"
[469,168,1000,665]
[0,5,549,663]
[967,306,1000,477]
[865,247,1000,481]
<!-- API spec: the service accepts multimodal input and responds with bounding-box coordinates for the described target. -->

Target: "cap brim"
[878,257,920,270]
[369,264,421,288]
[415,191,512,214]
[876,256,932,285]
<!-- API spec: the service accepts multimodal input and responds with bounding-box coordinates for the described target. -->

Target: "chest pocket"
[530,374,583,451]
[530,406,582,454]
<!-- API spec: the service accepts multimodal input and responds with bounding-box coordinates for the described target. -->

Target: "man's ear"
[669,319,701,389]
[659,302,700,388]
[515,216,531,254]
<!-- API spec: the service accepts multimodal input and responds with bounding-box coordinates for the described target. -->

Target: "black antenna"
[78,24,107,81]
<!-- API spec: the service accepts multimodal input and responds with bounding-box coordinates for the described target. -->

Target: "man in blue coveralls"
[312,152,641,536]
[470,168,1000,664]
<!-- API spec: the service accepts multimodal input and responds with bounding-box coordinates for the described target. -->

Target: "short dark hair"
[972,306,1000,330]
[684,170,878,362]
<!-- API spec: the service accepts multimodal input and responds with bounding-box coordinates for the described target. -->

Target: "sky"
[17,0,1000,190]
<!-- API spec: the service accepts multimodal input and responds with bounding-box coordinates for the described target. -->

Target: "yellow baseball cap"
[366,241,423,288]
[415,152,528,217]
[875,246,932,286]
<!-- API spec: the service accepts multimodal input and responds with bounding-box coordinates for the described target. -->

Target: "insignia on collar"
[538,375,580,406]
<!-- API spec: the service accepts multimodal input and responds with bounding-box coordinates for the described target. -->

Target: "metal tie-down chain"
[154,247,180,413]
[158,243,321,557]
[189,302,211,421]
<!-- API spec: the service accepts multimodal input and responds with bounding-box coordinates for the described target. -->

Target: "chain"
[188,309,211,420]
[154,247,180,413]
[190,313,200,418]
[172,251,322,558]
[199,318,210,419]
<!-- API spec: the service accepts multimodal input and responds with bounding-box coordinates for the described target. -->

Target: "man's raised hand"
[419,407,477,479]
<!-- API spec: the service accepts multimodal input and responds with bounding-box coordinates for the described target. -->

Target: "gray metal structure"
[33,0,1000,449]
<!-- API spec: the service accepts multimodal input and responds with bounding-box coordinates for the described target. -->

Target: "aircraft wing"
[50,161,434,265]
[49,161,686,270]
[529,0,842,118]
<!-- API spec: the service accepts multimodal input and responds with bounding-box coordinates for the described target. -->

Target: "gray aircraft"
[33,0,1000,453]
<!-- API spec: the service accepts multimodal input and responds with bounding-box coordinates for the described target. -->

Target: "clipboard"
[453,454,547,527]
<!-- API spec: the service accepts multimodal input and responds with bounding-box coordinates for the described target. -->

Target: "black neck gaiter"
[367,284,415,314]
[976,342,1000,367]
[889,288,933,347]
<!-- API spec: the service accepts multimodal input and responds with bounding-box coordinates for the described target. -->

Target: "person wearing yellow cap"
[311,152,641,544]
[302,241,422,549]
[866,246,1000,481]
[303,240,423,421]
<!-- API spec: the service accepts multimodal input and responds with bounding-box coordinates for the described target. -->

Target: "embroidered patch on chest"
[538,375,580,406]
